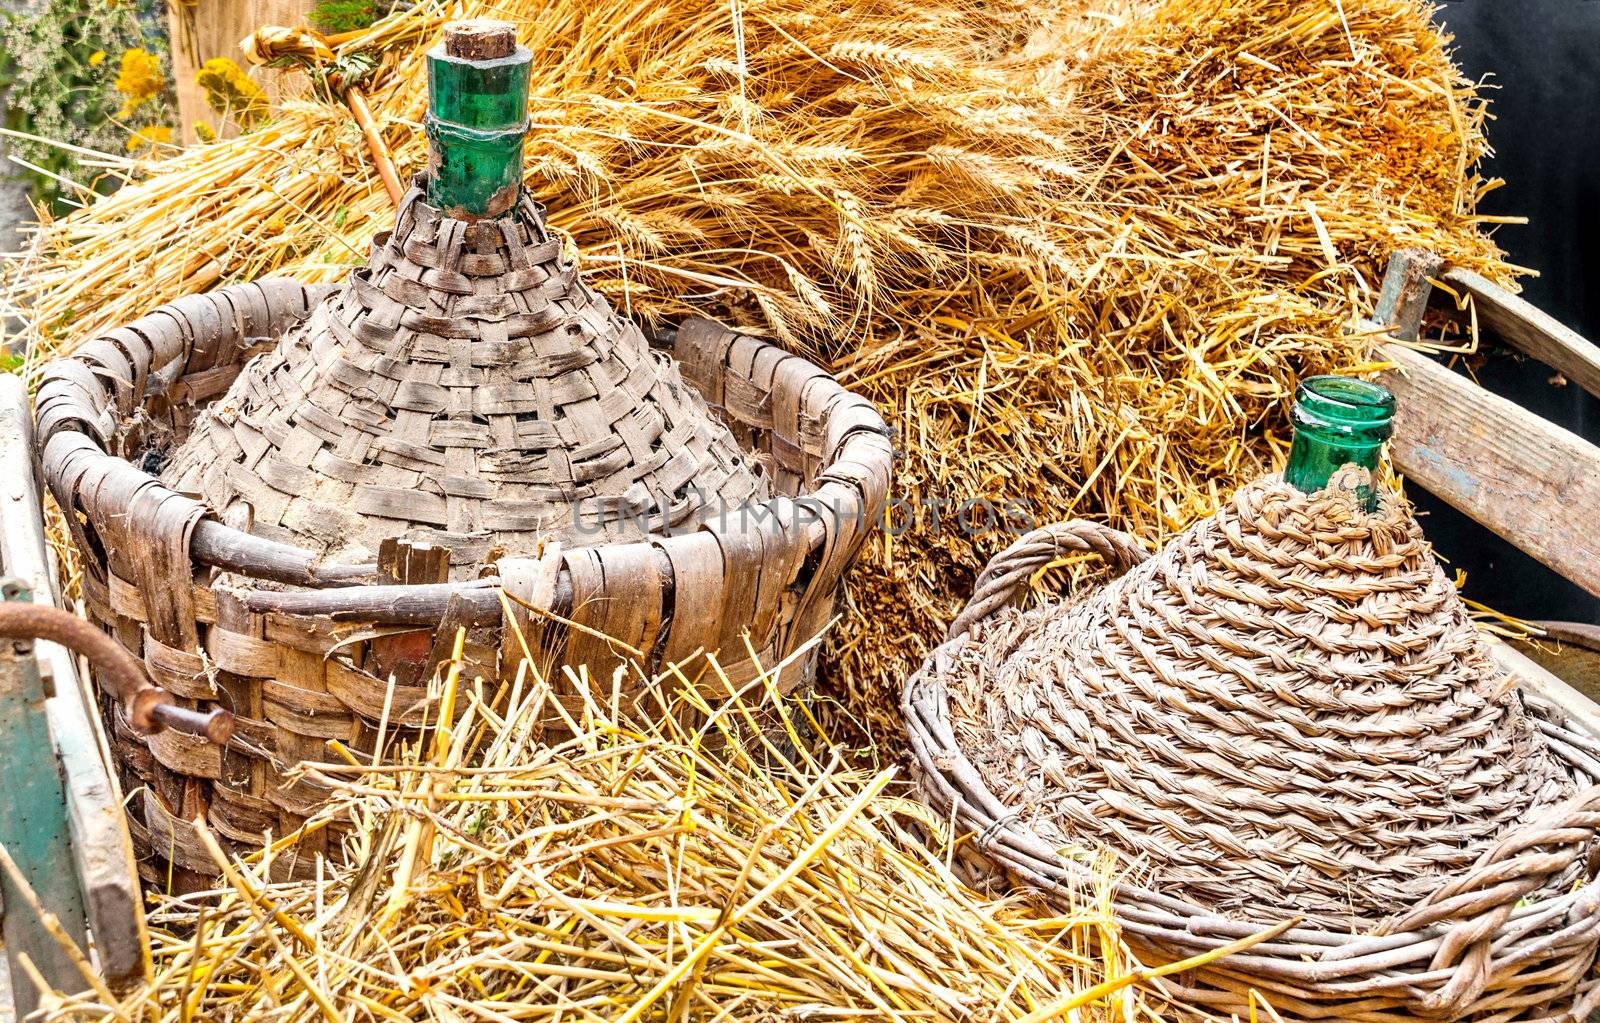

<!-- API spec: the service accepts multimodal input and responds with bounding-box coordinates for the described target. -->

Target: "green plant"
[0,0,175,213]
[309,0,377,34]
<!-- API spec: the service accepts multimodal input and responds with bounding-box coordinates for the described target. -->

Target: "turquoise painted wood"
[0,373,148,1009]
[0,579,89,1018]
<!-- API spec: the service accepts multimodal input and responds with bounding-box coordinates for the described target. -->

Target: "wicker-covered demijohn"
[905,469,1600,1022]
[35,166,890,886]
[159,182,767,567]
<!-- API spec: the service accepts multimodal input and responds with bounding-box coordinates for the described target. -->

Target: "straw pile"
[21,643,1238,1023]
[1,0,1512,742]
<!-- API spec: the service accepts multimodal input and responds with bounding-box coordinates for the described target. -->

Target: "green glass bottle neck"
[424,35,532,219]
[1282,376,1396,511]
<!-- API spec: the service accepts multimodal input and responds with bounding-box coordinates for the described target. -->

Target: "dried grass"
[18,639,1246,1023]
[0,0,1511,742]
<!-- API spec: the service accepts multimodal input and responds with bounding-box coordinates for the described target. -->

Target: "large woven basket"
[37,282,890,887]
[904,477,1600,1022]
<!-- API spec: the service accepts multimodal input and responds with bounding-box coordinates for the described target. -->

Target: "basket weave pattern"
[38,278,891,886]
[162,184,766,568]
[905,475,1600,1021]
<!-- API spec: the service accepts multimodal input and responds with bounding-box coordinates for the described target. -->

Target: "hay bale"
[2,0,1509,743]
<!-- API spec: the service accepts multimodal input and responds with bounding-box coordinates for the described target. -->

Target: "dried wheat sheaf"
[3,0,1511,742]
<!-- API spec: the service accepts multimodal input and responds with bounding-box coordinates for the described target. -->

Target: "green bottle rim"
[424,27,532,219]
[1289,376,1396,441]
[426,46,532,132]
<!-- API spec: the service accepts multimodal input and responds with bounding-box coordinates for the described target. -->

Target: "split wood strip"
[36,280,890,888]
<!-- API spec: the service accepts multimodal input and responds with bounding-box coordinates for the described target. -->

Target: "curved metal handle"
[0,600,233,744]
[946,520,1149,641]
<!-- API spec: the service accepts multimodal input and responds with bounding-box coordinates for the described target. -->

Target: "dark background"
[1415,0,1600,624]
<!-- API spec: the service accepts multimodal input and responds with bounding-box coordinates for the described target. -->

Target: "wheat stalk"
[1,0,1509,747]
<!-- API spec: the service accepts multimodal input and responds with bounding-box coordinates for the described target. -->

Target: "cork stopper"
[443,20,517,60]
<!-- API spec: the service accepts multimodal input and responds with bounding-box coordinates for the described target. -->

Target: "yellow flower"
[126,125,174,152]
[196,57,269,125]
[114,47,165,118]
[193,122,217,143]
[88,50,107,67]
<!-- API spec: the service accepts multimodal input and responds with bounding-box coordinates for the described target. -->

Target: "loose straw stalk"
[37,654,1202,1023]
[1,0,1514,748]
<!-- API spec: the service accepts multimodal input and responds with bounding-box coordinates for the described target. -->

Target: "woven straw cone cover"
[162,179,767,572]
[938,468,1576,928]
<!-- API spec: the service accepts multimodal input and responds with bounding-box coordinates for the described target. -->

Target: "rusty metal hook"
[0,600,233,745]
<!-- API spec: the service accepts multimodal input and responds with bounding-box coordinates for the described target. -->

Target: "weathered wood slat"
[0,610,89,1019]
[1535,620,1600,651]
[0,375,150,1000]
[1379,344,1600,597]
[1,377,90,1018]
[165,0,311,141]
[1441,267,1600,400]
[1373,247,1443,344]
[191,520,382,587]
[1491,641,1600,744]
[238,580,506,623]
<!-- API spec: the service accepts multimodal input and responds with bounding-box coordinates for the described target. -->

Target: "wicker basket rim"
[39,278,891,606]
[901,516,1600,1000]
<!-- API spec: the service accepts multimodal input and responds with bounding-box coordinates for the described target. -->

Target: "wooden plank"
[1373,250,1600,400]
[0,593,89,1019]
[0,376,150,995]
[1439,267,1600,401]
[0,377,63,619]
[166,0,313,142]
[1372,247,1442,343]
[1491,641,1600,744]
[1534,620,1600,651]
[1379,344,1600,597]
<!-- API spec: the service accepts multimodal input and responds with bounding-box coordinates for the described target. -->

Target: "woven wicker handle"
[1374,785,1600,1011]
[946,520,1149,640]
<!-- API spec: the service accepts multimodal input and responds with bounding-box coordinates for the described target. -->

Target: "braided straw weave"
[905,470,1600,1021]
[35,189,891,888]
[161,179,767,570]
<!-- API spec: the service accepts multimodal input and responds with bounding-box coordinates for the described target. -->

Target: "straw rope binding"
[904,472,1600,1021]
[37,264,891,889]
